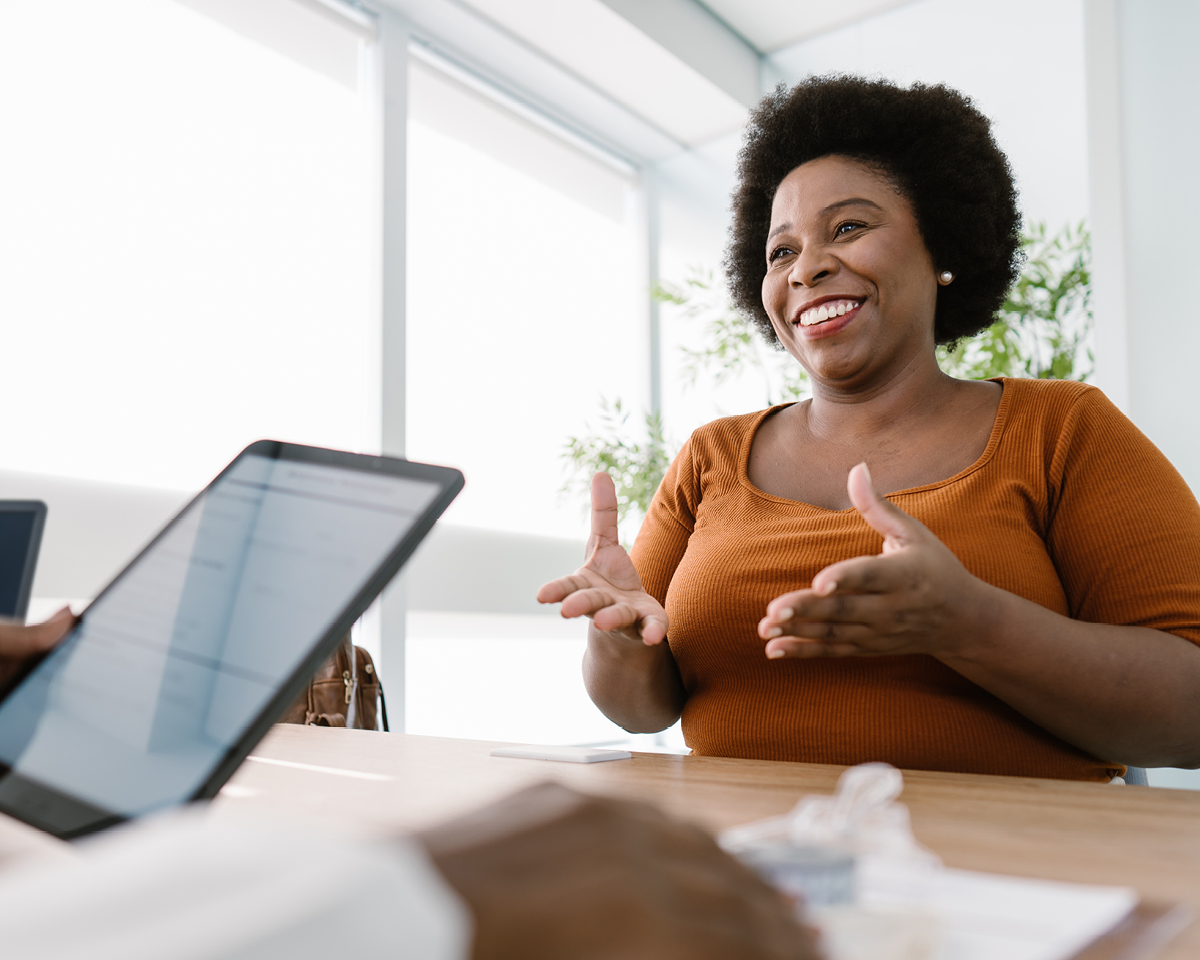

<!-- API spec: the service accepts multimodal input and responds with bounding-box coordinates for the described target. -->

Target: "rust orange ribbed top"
[630,378,1200,781]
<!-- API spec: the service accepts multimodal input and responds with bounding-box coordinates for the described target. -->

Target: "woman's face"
[761,155,941,391]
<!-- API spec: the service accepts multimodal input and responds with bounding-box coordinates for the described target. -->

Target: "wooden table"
[219,725,1200,958]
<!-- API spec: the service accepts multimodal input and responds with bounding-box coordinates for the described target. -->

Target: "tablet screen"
[0,509,37,617]
[0,453,439,820]
[0,502,46,621]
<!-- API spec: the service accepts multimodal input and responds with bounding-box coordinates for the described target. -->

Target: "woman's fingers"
[538,485,669,643]
[761,592,872,634]
[589,472,621,551]
[561,587,620,620]
[817,555,910,595]
[638,614,668,645]
[544,580,667,644]
[537,572,598,606]
[766,636,869,659]
[536,578,571,605]
[761,612,883,658]
[842,462,931,553]
[762,558,907,627]
[571,594,667,645]
[594,602,667,645]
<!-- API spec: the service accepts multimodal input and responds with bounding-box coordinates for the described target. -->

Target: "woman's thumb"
[847,462,920,543]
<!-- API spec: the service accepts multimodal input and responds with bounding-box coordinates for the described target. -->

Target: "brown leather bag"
[279,634,389,731]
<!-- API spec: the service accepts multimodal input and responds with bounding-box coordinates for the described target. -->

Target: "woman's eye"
[835,221,863,237]
[768,246,794,263]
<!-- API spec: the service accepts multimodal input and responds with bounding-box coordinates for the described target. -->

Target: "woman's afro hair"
[725,75,1022,346]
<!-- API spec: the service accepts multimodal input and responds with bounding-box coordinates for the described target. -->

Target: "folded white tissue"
[720,763,1136,960]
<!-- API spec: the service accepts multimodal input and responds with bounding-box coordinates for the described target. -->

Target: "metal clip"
[343,669,353,704]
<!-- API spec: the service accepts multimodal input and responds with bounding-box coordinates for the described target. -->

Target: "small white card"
[489,745,633,764]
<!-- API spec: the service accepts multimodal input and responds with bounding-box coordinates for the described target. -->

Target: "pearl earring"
[939,270,954,284]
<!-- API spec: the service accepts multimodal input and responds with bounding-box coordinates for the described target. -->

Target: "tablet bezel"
[0,441,463,838]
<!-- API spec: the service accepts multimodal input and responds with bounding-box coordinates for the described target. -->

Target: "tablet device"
[0,501,48,622]
[0,441,462,838]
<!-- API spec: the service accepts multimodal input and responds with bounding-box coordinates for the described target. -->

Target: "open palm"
[537,473,668,645]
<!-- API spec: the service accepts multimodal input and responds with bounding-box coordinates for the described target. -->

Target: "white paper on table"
[859,856,1138,960]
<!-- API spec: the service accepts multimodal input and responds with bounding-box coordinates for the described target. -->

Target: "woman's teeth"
[799,299,859,326]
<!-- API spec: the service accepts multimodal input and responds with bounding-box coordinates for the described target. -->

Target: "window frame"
[359,3,659,730]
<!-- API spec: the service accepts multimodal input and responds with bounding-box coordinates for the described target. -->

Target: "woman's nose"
[789,244,838,287]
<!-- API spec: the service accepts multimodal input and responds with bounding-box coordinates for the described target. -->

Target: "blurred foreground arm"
[0,783,815,960]
[0,807,470,959]
[419,782,819,960]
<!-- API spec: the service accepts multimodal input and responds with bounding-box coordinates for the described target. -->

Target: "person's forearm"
[939,582,1200,768]
[582,624,686,733]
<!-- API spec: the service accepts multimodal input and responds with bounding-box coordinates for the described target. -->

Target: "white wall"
[1082,0,1200,790]
[0,467,582,617]
[0,470,191,611]
[767,0,1090,238]
[1108,0,1200,490]
[651,0,1095,447]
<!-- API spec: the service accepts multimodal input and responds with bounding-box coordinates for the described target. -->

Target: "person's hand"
[418,782,819,960]
[537,472,668,646]
[0,606,76,689]
[0,606,75,658]
[758,462,987,659]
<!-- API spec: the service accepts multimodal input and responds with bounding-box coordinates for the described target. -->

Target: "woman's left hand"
[758,463,990,659]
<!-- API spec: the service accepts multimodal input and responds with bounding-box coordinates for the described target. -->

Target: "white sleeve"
[0,809,471,960]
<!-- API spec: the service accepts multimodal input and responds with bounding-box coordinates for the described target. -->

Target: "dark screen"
[0,511,36,618]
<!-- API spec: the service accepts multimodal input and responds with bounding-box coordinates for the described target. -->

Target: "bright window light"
[404,60,662,745]
[406,59,646,542]
[0,0,375,492]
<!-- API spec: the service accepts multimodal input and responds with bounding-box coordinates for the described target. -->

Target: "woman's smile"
[792,296,865,339]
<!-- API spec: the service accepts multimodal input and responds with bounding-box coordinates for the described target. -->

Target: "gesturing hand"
[536,472,668,645]
[758,462,988,659]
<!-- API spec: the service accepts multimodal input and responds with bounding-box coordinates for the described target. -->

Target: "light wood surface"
[220,725,1200,958]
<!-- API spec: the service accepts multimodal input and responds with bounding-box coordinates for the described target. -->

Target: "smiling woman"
[539,76,1200,782]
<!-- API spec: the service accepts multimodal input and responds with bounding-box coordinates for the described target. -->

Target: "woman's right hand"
[537,472,668,645]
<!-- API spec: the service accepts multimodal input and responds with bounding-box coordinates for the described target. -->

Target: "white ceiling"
[385,0,922,158]
[700,0,919,53]
[457,0,749,145]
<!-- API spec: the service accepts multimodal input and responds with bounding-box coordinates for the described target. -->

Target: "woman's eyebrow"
[768,197,884,241]
[822,197,884,215]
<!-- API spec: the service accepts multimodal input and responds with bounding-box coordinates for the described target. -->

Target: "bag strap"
[338,635,358,728]
[354,645,388,732]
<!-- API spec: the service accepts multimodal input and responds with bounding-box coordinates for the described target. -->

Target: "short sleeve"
[0,810,471,959]
[1046,388,1200,643]
[630,437,700,607]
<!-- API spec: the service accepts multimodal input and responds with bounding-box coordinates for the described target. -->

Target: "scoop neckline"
[736,377,1013,513]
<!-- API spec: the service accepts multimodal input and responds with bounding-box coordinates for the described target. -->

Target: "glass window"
[0,0,375,492]
[404,57,661,746]
[406,57,646,541]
